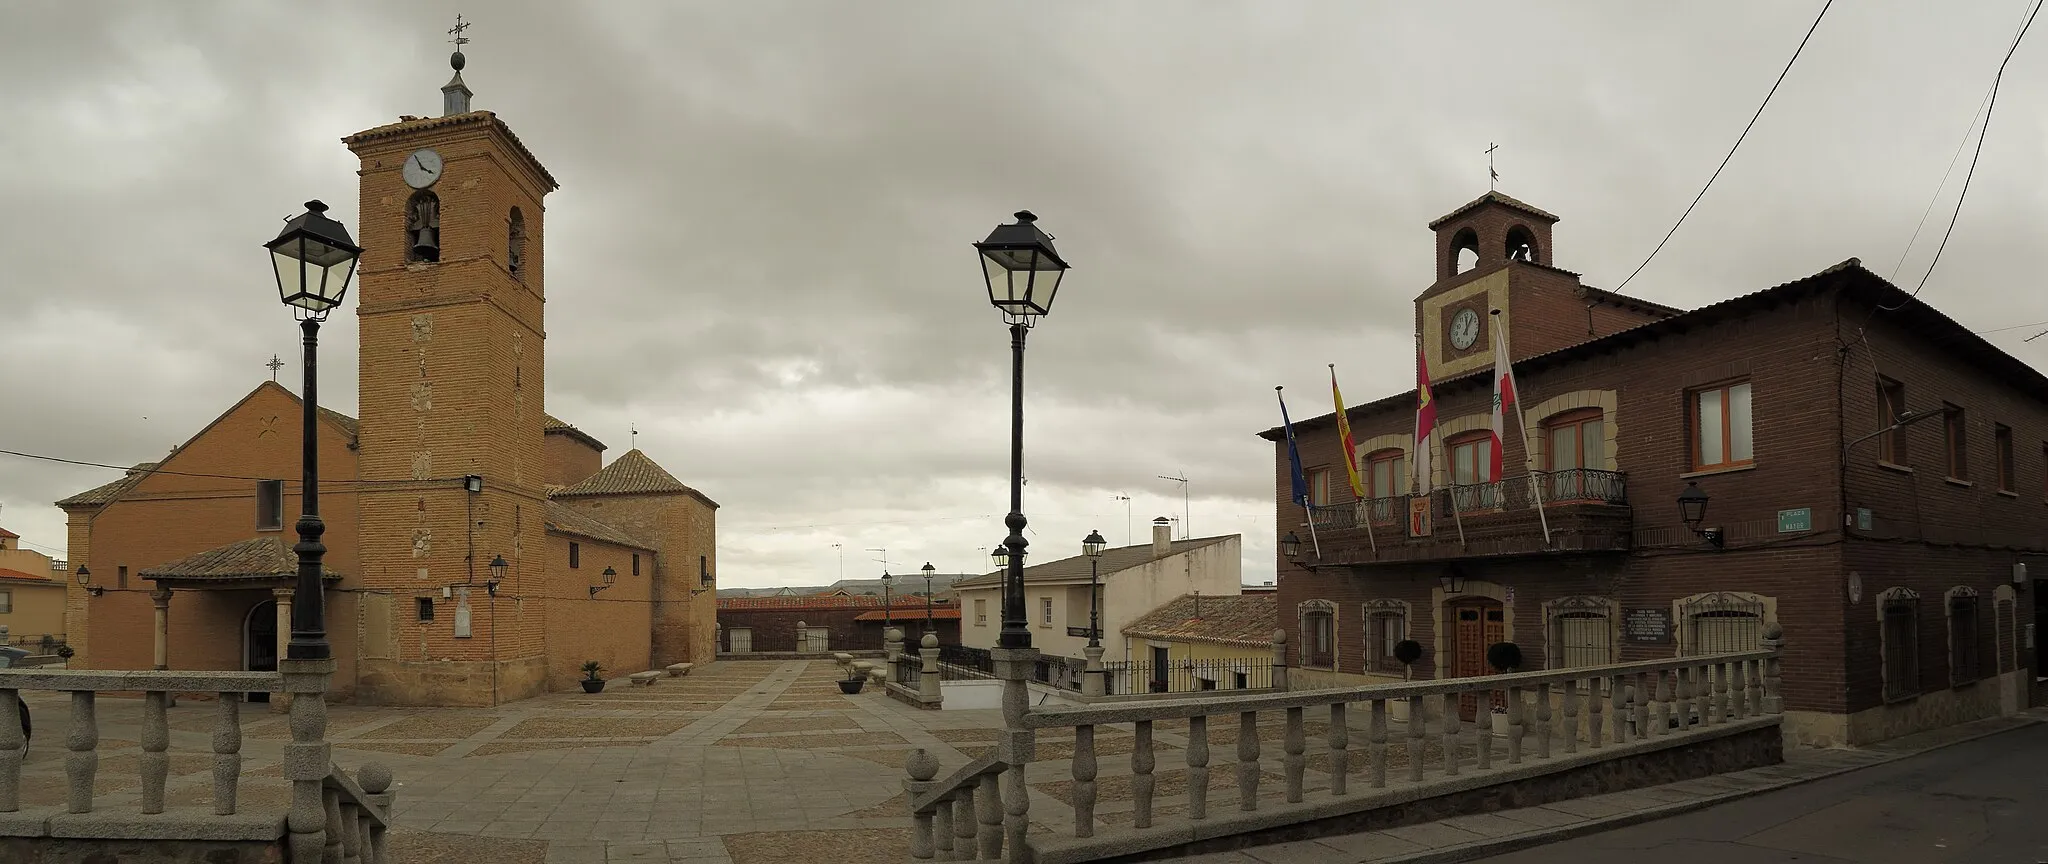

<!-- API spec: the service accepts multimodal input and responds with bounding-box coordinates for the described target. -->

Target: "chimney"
[1152,517,1172,557]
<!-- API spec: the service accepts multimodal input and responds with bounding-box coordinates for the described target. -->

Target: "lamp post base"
[1082,645,1106,698]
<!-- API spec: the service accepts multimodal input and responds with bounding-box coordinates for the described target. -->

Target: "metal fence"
[937,644,996,680]
[1304,469,1628,529]
[1100,657,1273,695]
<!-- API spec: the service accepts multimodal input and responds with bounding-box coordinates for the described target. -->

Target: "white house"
[952,518,1242,662]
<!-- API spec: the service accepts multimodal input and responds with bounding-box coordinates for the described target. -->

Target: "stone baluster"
[1534,682,1552,759]
[1131,720,1155,829]
[64,690,97,814]
[1561,679,1580,755]
[340,799,363,864]
[322,786,344,864]
[1505,687,1524,764]
[1610,675,1627,745]
[1071,724,1097,837]
[934,792,954,860]
[976,772,1002,860]
[1653,670,1673,735]
[1368,700,1388,789]
[140,690,170,814]
[1632,672,1650,740]
[282,658,335,862]
[1474,695,1492,771]
[1271,630,1290,691]
[1439,693,1460,777]
[1186,715,1210,820]
[213,693,243,815]
[953,785,977,857]
[1326,703,1348,797]
[355,806,374,864]
[1692,665,1709,727]
[1235,711,1260,811]
[0,688,21,813]
[357,764,395,864]
[905,749,939,860]
[1761,625,1784,713]
[1283,707,1305,803]
[1406,695,1425,782]
[1587,677,1605,750]
[1714,662,1731,724]
[1730,661,1749,719]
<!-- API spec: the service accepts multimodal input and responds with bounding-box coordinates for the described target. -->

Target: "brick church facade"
[1267,191,2046,747]
[54,61,718,707]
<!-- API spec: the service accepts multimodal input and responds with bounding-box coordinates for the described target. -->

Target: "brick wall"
[540,533,653,688]
[558,492,718,667]
[544,433,602,487]
[718,603,959,653]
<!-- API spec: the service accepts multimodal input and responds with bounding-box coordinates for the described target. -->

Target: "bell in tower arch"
[407,191,441,263]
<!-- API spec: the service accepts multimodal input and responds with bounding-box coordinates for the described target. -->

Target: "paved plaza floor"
[17,660,1010,864]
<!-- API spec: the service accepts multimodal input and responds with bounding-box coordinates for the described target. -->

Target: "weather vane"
[266,354,285,382]
[1486,142,1500,191]
[448,14,471,49]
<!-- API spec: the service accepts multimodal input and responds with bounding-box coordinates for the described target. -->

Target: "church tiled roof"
[343,111,559,191]
[55,463,159,508]
[552,450,717,507]
[543,501,657,552]
[140,537,344,585]
[1426,190,1561,229]
[542,413,606,451]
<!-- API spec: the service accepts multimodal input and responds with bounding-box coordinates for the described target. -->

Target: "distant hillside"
[716,573,976,599]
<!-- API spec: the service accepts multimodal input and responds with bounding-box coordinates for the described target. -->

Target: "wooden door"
[1447,599,1505,721]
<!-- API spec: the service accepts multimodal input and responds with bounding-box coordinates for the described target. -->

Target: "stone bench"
[666,663,693,677]
[629,671,663,686]
[851,660,875,676]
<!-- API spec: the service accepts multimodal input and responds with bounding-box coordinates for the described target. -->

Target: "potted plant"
[579,660,606,694]
[1485,642,1521,738]
[838,666,866,695]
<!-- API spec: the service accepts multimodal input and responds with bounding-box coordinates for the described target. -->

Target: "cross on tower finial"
[266,354,285,382]
[449,14,471,48]
[630,423,638,449]
[1486,142,1500,191]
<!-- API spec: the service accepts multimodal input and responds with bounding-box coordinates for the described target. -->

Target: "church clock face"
[402,148,444,189]
[1449,307,1481,350]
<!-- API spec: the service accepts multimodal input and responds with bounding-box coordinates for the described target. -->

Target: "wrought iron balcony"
[1301,469,1630,564]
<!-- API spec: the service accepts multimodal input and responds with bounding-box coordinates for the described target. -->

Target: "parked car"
[0,646,32,747]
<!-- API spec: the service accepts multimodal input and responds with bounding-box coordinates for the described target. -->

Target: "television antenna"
[1158,472,1189,539]
[866,547,890,575]
[1112,494,1132,546]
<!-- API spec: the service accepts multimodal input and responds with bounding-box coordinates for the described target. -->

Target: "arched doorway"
[1445,596,1505,721]
[245,600,277,703]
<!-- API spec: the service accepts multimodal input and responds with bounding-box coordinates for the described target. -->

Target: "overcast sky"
[2,2,2044,588]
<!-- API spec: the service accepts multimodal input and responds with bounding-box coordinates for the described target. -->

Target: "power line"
[1880,0,2043,310]
[0,446,470,487]
[1614,0,1834,293]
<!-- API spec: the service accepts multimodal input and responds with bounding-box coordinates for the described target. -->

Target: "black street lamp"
[1677,481,1723,549]
[1083,530,1106,648]
[977,210,1070,649]
[486,555,507,597]
[880,570,894,632]
[266,200,361,662]
[921,562,936,636]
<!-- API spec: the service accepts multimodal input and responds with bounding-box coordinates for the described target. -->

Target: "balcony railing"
[1306,468,1627,532]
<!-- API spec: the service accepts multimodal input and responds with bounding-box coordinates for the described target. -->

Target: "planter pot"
[838,679,865,695]
[580,679,605,694]
[1491,712,1510,737]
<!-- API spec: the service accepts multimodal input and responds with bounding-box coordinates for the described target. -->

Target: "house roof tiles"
[542,501,658,552]
[1122,593,1277,648]
[552,449,717,507]
[140,537,343,585]
[950,536,1237,590]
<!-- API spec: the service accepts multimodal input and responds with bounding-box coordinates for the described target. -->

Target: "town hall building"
[1267,191,2045,747]
[54,53,718,707]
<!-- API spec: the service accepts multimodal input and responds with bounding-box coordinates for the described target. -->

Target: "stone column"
[1760,623,1784,715]
[272,589,295,715]
[1271,629,1290,691]
[919,634,941,703]
[279,657,335,863]
[885,626,904,665]
[991,645,1039,863]
[1082,645,1106,698]
[149,588,172,671]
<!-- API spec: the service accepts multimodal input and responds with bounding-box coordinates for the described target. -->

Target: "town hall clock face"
[402,148,444,189]
[1449,307,1481,350]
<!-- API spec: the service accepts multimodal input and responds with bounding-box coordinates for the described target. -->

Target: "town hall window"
[1943,404,1968,480]
[1300,600,1336,668]
[1880,587,1919,703]
[1364,602,1408,673]
[1876,376,1907,464]
[1307,468,1332,507]
[1362,449,1406,525]
[1447,431,1497,511]
[255,480,284,531]
[1690,380,1753,471]
[1948,588,1981,685]
[1542,408,1605,500]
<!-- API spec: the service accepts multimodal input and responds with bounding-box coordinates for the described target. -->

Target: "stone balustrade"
[0,665,398,862]
[906,639,1783,862]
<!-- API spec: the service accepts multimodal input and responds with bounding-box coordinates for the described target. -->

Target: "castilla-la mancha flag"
[1489,327,1520,478]
[1413,343,1437,493]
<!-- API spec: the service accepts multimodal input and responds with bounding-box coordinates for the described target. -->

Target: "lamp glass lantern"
[73,566,89,588]
[487,555,507,596]
[1439,570,1465,595]
[601,566,618,586]
[975,210,1069,322]
[990,546,1008,572]
[265,200,363,318]
[1279,531,1302,560]
[1677,482,1710,529]
[1083,530,1107,558]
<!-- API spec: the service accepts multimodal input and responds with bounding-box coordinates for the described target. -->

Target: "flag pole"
[1494,310,1551,547]
[1443,420,1467,547]
[1277,385,1321,559]
[1331,363,1376,556]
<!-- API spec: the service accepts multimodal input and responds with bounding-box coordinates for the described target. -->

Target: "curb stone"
[1361,713,2046,864]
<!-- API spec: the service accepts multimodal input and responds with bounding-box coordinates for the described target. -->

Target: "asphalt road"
[1473,723,2048,864]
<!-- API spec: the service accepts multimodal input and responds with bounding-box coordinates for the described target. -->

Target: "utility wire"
[1879,0,2043,310]
[1614,0,1834,293]
[0,447,470,487]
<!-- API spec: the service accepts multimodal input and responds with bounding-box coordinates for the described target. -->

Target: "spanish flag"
[1414,341,1437,493]
[1330,365,1365,499]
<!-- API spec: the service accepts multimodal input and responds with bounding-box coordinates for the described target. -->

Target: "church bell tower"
[343,33,560,705]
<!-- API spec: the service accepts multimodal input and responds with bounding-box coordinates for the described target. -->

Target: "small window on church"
[632,554,641,577]
[1505,224,1539,263]
[508,207,526,280]
[569,542,580,569]
[1450,227,1480,275]
[406,190,441,263]
[416,597,435,622]
[256,480,284,530]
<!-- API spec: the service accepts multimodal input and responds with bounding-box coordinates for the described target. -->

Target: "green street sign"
[1777,508,1812,533]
